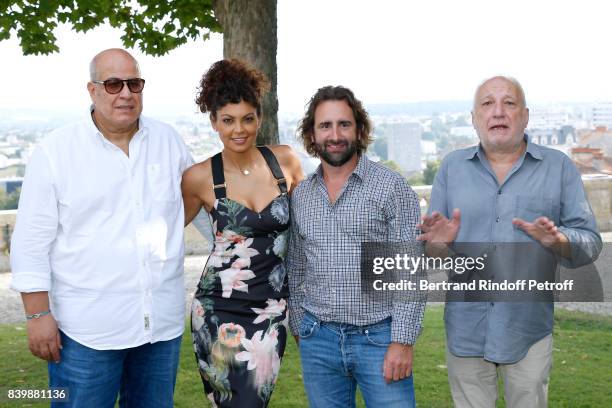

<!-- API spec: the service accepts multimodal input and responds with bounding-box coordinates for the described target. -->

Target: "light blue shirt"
[428,136,602,363]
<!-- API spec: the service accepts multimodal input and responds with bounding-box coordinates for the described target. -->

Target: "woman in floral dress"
[182,59,303,407]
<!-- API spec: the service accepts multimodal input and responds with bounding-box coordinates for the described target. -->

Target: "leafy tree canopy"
[0,0,222,56]
[380,160,404,176]
[406,172,424,186]
[0,187,20,210]
[372,136,388,160]
[423,160,440,185]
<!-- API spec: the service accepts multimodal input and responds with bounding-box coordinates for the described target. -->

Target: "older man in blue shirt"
[419,76,601,408]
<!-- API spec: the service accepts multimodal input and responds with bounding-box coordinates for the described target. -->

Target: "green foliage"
[438,134,450,150]
[423,160,440,185]
[0,0,222,56]
[1,308,611,407]
[407,172,424,186]
[372,136,388,160]
[430,116,447,134]
[421,131,435,141]
[0,164,24,178]
[0,187,20,210]
[452,114,470,126]
[380,159,403,175]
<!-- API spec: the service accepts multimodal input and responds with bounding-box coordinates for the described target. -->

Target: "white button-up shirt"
[10,114,192,350]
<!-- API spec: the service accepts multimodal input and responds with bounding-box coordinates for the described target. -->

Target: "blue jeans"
[298,311,416,408]
[48,331,182,408]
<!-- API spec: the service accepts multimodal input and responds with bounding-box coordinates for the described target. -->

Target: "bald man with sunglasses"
[10,48,194,407]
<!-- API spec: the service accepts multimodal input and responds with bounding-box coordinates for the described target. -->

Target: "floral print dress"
[191,147,290,407]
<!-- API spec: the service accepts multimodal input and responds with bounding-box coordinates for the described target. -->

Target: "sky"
[1,0,612,117]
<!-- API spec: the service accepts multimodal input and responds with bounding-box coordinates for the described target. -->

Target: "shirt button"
[498,190,502,195]
[496,217,500,223]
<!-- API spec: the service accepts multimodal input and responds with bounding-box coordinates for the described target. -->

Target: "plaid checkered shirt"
[287,154,426,344]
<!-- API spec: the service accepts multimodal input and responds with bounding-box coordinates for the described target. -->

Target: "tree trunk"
[212,0,278,145]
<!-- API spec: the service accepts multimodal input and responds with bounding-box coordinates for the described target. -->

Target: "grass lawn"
[0,306,610,407]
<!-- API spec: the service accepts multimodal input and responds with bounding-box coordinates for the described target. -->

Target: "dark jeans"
[48,331,182,408]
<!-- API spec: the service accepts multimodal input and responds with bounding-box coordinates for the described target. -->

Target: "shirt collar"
[462,145,480,161]
[524,134,543,160]
[312,153,369,182]
[464,134,543,161]
[352,154,369,181]
[87,106,147,146]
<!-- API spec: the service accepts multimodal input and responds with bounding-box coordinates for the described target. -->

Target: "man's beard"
[314,140,357,167]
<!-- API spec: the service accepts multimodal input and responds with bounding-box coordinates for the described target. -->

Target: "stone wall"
[0,176,610,271]
[583,176,612,232]
[0,213,210,272]
[413,176,612,232]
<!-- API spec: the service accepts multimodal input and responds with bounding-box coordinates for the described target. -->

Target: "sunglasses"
[91,78,146,94]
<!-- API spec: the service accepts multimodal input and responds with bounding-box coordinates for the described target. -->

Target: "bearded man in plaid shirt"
[287,85,425,408]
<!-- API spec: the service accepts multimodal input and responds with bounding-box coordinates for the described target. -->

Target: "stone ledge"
[0,176,610,272]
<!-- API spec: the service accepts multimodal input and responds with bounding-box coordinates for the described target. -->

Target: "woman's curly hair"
[195,59,270,119]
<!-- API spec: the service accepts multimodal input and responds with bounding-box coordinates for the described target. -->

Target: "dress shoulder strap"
[211,152,227,199]
[257,146,288,195]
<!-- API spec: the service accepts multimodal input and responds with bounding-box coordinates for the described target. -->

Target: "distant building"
[592,102,612,129]
[295,150,320,175]
[0,177,22,194]
[421,140,437,165]
[578,126,612,156]
[528,107,570,130]
[571,147,612,175]
[450,126,477,138]
[387,122,422,173]
[0,154,8,169]
[530,126,576,146]
[279,124,299,145]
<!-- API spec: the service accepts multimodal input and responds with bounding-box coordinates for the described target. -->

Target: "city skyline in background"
[2,0,612,118]
[1,0,612,209]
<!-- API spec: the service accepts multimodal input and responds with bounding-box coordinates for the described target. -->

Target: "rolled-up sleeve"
[10,147,59,292]
[286,202,307,336]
